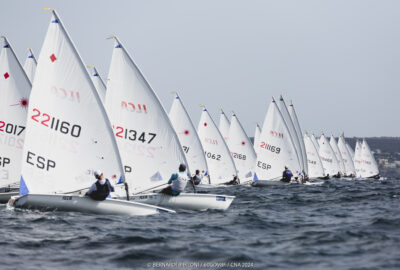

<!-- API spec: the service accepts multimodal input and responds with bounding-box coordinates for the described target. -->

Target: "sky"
[1,0,399,137]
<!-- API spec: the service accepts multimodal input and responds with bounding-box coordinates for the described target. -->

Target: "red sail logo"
[121,101,148,113]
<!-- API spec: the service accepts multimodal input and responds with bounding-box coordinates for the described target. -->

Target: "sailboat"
[10,9,174,215]
[253,123,261,155]
[253,97,302,186]
[277,96,304,175]
[23,47,37,83]
[346,142,355,160]
[288,101,308,176]
[0,36,31,203]
[218,109,230,141]
[354,140,362,178]
[318,134,341,178]
[310,133,320,152]
[329,135,345,175]
[304,133,326,179]
[360,139,380,179]
[337,134,356,177]
[169,92,209,184]
[197,106,238,186]
[86,66,106,104]
[227,112,256,182]
[105,37,234,210]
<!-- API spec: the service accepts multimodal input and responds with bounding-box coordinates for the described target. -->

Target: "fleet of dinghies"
[0,9,382,216]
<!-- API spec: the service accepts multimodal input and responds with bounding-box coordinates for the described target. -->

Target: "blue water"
[1,178,400,270]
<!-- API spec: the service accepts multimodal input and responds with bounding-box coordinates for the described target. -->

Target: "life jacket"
[284,169,293,179]
[89,180,112,201]
[171,172,188,193]
[193,175,201,185]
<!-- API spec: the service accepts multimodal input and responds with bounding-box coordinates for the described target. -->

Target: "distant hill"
[345,137,400,154]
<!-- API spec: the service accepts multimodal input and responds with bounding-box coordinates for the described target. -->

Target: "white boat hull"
[115,193,235,211]
[9,194,175,216]
[196,180,251,189]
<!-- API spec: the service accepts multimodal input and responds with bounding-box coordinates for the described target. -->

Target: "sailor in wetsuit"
[86,170,115,201]
[159,164,188,196]
[281,166,293,183]
[224,175,240,185]
[191,170,202,186]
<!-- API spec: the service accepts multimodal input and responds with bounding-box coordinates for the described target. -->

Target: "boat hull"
[9,194,175,216]
[0,191,19,204]
[116,193,235,211]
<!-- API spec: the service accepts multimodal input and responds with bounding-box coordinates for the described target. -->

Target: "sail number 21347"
[113,125,156,144]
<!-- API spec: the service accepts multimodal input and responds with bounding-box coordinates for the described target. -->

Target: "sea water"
[0,178,399,269]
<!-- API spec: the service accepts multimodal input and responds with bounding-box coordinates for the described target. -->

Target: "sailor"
[281,166,293,182]
[224,175,239,185]
[159,164,188,196]
[332,171,341,178]
[86,170,115,201]
[320,173,330,180]
[191,170,202,186]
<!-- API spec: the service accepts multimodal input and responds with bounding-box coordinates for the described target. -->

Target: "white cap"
[94,170,102,178]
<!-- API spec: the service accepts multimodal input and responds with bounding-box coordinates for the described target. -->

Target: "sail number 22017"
[0,121,25,136]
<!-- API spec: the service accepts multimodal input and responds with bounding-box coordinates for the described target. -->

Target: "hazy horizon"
[1,0,399,137]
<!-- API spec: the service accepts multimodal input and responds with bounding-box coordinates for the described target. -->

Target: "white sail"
[354,140,362,177]
[277,96,304,173]
[228,113,256,180]
[253,123,261,154]
[318,134,341,176]
[23,47,37,83]
[311,134,320,151]
[304,133,325,178]
[346,142,355,160]
[0,37,31,188]
[87,66,106,104]
[218,109,230,141]
[105,37,188,193]
[338,134,356,176]
[169,93,208,178]
[360,139,379,178]
[197,107,237,184]
[288,101,308,174]
[329,135,345,174]
[254,98,301,181]
[20,10,124,195]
